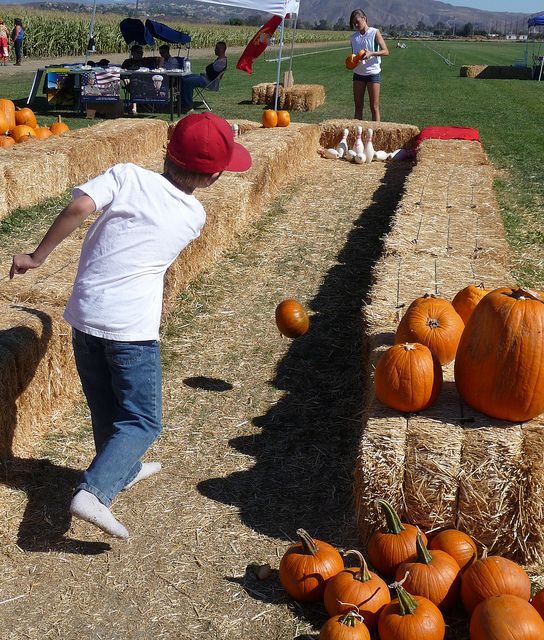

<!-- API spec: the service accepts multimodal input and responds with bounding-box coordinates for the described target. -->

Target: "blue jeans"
[181,73,207,107]
[72,329,162,507]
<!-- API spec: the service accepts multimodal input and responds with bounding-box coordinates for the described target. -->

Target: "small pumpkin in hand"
[279,528,344,602]
[395,529,461,610]
[324,549,390,628]
[49,115,70,135]
[374,342,442,413]
[461,554,531,614]
[14,107,37,128]
[275,299,309,338]
[276,110,290,127]
[395,294,464,365]
[262,109,278,128]
[367,499,426,577]
[471,594,544,639]
[451,283,490,324]
[428,529,477,571]
[319,610,371,640]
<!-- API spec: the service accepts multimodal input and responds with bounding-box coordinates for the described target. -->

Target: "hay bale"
[354,137,544,565]
[162,123,321,318]
[0,302,80,459]
[283,84,325,112]
[320,119,420,153]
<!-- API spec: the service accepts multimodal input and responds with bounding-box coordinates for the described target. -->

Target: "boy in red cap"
[10,113,251,539]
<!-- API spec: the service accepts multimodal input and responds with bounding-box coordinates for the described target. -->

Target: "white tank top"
[351,27,381,77]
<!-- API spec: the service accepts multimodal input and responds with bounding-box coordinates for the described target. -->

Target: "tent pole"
[287,12,298,81]
[274,16,286,111]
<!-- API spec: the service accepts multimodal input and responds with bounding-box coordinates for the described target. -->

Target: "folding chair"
[193,70,225,111]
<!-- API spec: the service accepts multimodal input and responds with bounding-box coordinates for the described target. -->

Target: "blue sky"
[446,0,542,12]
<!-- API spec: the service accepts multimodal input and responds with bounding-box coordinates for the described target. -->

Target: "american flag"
[82,69,121,86]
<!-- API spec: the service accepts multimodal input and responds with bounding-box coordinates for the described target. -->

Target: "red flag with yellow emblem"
[236,15,282,74]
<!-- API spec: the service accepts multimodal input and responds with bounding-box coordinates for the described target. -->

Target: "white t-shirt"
[351,27,381,77]
[64,163,206,341]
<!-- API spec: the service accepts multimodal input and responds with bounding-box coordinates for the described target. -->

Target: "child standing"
[10,113,252,539]
[0,18,9,65]
[349,9,389,121]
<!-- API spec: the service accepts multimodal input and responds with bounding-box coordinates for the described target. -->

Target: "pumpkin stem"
[344,549,371,582]
[415,529,433,564]
[295,528,319,555]
[337,607,364,626]
[376,499,406,534]
[389,572,418,616]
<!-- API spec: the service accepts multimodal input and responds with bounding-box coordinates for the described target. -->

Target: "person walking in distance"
[11,18,24,66]
[349,9,389,121]
[9,113,252,539]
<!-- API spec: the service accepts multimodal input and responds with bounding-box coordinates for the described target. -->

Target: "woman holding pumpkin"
[349,9,389,122]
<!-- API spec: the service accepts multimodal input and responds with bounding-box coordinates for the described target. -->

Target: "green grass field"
[1,38,543,287]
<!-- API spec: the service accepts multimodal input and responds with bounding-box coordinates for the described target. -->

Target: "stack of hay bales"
[354,137,544,566]
[251,83,325,111]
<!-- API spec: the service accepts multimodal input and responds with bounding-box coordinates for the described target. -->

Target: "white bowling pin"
[345,149,357,162]
[335,128,349,159]
[374,150,388,161]
[231,123,239,138]
[364,128,375,164]
[352,126,364,156]
[319,147,339,159]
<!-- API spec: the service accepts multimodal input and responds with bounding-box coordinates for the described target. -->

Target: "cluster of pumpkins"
[278,500,544,639]
[261,108,291,129]
[374,284,544,423]
[0,98,70,147]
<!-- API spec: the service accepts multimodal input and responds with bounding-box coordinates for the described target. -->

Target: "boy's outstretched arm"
[10,194,96,279]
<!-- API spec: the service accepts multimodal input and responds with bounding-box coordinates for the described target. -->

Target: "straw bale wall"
[251,83,325,111]
[320,119,420,153]
[460,65,532,80]
[354,138,544,566]
[0,302,78,458]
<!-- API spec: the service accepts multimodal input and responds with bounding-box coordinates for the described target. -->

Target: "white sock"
[70,490,129,539]
[123,462,162,491]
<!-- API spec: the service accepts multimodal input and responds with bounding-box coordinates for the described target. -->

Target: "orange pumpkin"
[276,110,290,127]
[395,530,461,611]
[275,299,309,338]
[0,136,16,148]
[378,581,445,640]
[374,342,442,413]
[279,528,344,602]
[461,555,531,614]
[367,499,427,577]
[14,107,37,129]
[531,588,544,620]
[324,550,390,629]
[11,125,36,143]
[49,115,70,135]
[395,294,464,365]
[451,283,491,324]
[262,109,278,128]
[471,594,544,640]
[319,611,371,640]
[428,529,477,571]
[0,98,16,132]
[454,287,544,422]
[33,126,53,140]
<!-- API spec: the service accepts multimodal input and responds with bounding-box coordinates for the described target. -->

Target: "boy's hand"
[10,253,42,279]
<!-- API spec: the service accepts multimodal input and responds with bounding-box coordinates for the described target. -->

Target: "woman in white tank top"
[349,9,389,121]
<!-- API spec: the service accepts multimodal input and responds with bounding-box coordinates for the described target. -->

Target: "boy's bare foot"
[123,462,162,490]
[70,490,129,539]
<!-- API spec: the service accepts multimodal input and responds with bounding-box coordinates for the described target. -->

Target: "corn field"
[0,8,347,58]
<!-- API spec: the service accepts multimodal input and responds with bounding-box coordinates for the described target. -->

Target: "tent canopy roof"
[528,13,544,27]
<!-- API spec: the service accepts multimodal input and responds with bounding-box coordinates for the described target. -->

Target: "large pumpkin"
[461,555,531,614]
[374,342,442,413]
[451,283,491,324]
[14,107,37,129]
[395,294,464,365]
[428,529,477,571]
[0,98,16,132]
[279,528,344,602]
[324,549,390,629]
[11,125,36,143]
[470,594,544,640]
[49,115,70,135]
[454,287,544,422]
[395,530,461,610]
[367,499,426,577]
[262,109,278,128]
[319,611,371,640]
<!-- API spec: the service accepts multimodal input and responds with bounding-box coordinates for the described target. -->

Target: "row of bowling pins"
[320,127,390,163]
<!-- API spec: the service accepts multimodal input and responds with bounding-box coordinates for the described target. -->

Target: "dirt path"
[0,156,411,639]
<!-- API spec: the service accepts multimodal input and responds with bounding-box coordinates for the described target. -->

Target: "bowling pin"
[231,123,239,138]
[335,128,349,159]
[352,126,364,156]
[319,147,339,159]
[364,128,375,164]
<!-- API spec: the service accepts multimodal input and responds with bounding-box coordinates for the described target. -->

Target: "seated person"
[158,44,180,70]
[180,41,227,112]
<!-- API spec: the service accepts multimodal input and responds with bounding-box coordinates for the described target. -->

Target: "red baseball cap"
[166,113,252,173]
